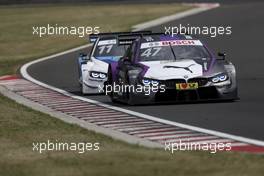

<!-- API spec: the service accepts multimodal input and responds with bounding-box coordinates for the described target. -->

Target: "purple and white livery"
[107,34,238,105]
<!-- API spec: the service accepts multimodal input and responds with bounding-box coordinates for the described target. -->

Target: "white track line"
[166,136,220,143]
[137,130,193,137]
[149,133,205,141]
[230,143,248,147]
[132,3,220,31]
[187,139,234,144]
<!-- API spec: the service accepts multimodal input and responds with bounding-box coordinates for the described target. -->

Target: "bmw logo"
[184,75,188,79]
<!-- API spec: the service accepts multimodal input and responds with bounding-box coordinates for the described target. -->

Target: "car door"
[116,43,136,85]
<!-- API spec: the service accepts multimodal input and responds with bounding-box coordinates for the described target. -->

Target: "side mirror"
[79,53,89,64]
[218,52,226,60]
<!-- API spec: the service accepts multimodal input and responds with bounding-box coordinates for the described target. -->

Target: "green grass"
[0,3,191,76]
[1,3,264,176]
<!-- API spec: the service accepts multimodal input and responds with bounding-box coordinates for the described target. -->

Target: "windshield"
[139,40,211,62]
[93,39,126,58]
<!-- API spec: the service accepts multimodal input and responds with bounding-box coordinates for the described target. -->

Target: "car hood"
[95,56,120,64]
[140,60,204,80]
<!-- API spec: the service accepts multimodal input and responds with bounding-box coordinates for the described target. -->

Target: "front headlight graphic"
[211,73,228,83]
[90,72,107,79]
[142,78,159,86]
[211,73,231,86]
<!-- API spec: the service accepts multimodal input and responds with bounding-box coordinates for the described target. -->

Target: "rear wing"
[118,35,142,45]
[118,32,167,45]
[89,31,152,43]
[118,32,197,46]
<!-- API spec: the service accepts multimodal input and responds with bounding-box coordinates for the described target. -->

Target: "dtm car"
[77,31,151,94]
[106,33,238,105]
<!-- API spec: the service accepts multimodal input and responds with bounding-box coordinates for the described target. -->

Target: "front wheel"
[80,82,89,95]
[107,68,118,103]
[80,77,84,94]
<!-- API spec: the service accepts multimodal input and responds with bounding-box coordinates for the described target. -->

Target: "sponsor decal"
[140,40,202,49]
[176,82,198,90]
[162,40,202,46]
[98,39,117,46]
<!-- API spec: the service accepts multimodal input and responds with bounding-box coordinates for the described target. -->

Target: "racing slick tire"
[107,68,118,103]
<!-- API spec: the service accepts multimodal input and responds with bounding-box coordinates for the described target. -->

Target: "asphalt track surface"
[27,1,264,141]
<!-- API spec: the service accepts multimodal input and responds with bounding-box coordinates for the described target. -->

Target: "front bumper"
[82,78,106,94]
[127,79,238,105]
[155,86,238,102]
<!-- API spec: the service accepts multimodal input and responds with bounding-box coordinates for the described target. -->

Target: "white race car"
[77,31,151,94]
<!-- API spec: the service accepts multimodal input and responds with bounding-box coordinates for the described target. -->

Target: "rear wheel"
[127,91,135,105]
[80,83,83,93]
[125,73,136,105]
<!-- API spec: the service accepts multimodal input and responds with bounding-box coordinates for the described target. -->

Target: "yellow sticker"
[176,83,198,90]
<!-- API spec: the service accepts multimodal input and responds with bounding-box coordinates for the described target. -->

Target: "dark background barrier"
[1,0,263,5]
